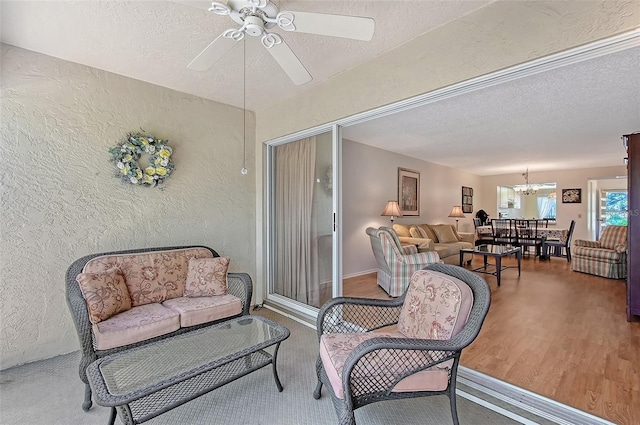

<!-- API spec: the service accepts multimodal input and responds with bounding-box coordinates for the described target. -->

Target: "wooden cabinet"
[624,132,639,321]
[498,186,521,209]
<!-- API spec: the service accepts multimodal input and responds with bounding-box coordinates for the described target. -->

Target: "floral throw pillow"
[76,267,132,324]
[398,270,472,340]
[184,257,230,297]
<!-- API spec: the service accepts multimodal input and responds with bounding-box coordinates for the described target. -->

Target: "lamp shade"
[381,201,402,218]
[381,201,402,223]
[448,206,465,218]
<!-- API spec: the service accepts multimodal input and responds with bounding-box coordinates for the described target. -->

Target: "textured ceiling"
[0,0,491,111]
[343,45,640,176]
[1,1,638,176]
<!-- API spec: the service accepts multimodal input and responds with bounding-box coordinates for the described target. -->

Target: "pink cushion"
[162,294,242,327]
[76,267,132,324]
[184,257,230,297]
[319,332,450,399]
[398,270,473,340]
[83,248,214,307]
[92,303,180,350]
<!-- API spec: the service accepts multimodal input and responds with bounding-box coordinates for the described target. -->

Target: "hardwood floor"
[342,256,640,425]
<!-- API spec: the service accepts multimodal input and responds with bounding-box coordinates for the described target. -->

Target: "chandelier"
[514,168,538,195]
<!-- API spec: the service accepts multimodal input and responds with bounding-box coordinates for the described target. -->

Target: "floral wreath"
[109,131,175,187]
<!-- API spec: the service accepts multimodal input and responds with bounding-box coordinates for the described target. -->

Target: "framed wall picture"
[462,186,473,213]
[398,167,420,216]
[562,188,582,203]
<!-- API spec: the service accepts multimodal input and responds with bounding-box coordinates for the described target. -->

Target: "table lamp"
[381,201,402,223]
[448,206,465,230]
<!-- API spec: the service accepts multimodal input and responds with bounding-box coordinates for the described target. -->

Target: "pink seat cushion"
[319,332,450,399]
[92,303,180,350]
[162,294,242,327]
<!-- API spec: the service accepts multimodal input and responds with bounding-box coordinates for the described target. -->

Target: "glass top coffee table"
[86,315,290,425]
[459,244,521,286]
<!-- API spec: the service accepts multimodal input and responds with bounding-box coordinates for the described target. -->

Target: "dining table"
[476,225,569,243]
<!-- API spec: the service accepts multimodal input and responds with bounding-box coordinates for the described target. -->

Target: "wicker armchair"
[313,264,491,425]
[366,226,441,297]
[65,245,253,411]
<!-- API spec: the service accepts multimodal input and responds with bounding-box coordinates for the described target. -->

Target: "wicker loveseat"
[65,245,252,411]
[571,225,628,279]
[392,223,474,265]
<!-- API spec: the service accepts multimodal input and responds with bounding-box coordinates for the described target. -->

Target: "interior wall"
[480,166,627,242]
[0,44,256,369]
[342,140,482,276]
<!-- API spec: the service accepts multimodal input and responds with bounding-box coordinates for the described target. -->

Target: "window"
[601,190,628,226]
[537,194,556,219]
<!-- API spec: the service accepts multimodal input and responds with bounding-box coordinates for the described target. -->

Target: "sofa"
[65,245,252,411]
[392,223,474,265]
[571,225,627,279]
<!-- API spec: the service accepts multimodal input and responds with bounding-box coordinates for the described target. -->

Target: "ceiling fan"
[184,0,375,85]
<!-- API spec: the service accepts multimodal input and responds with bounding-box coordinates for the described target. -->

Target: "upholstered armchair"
[571,225,627,279]
[313,264,491,425]
[366,226,441,297]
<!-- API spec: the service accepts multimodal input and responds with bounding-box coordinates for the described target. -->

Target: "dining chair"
[543,220,576,262]
[516,219,543,256]
[473,218,493,245]
[491,219,517,246]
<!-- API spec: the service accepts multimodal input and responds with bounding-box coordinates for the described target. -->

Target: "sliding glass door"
[265,128,341,314]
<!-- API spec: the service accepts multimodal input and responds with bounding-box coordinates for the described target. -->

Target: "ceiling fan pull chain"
[275,12,295,31]
[223,27,246,41]
[208,1,231,15]
[261,32,282,49]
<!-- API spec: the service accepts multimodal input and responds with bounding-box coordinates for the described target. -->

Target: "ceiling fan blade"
[263,35,312,85]
[282,11,374,41]
[187,31,240,71]
[176,1,220,12]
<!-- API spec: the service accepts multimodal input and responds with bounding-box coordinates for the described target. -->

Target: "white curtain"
[274,136,319,307]
[537,196,554,219]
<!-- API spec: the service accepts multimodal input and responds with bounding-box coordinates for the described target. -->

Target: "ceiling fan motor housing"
[229,0,278,29]
[243,16,265,36]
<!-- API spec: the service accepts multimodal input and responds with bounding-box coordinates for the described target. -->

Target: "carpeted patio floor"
[0,309,542,425]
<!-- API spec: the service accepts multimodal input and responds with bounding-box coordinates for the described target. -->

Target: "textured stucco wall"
[0,44,256,369]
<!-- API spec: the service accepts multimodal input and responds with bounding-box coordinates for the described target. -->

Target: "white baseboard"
[343,269,377,279]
